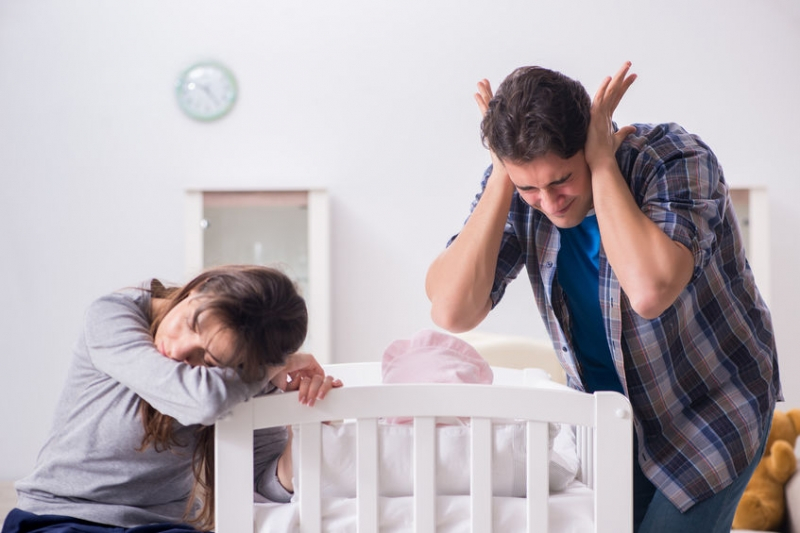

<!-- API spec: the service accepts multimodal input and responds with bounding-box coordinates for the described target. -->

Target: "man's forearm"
[425,168,516,332]
[591,160,694,319]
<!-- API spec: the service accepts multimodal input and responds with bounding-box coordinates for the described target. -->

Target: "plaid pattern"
[454,123,781,512]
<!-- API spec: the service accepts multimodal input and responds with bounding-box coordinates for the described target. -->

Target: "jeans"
[1,509,203,533]
[633,413,771,533]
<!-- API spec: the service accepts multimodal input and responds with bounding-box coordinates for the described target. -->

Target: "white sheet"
[293,419,579,498]
[254,480,594,533]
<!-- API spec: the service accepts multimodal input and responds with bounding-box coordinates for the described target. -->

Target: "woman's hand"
[585,61,637,172]
[269,353,343,406]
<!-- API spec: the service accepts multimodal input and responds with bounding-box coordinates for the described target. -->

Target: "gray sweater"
[15,284,291,527]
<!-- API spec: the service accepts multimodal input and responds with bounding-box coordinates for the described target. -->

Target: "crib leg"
[215,404,254,533]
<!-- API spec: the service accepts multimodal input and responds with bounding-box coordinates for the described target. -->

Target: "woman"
[3,265,340,533]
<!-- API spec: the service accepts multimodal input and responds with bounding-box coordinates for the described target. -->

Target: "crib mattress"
[253,480,594,532]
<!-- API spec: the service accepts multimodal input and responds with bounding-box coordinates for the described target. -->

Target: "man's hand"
[269,352,343,406]
[425,77,515,333]
[587,62,695,319]
[585,61,637,171]
[475,79,506,174]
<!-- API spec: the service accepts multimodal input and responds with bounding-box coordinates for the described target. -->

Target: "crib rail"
[215,381,632,533]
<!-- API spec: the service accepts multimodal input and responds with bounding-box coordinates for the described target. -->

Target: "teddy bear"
[732,408,800,531]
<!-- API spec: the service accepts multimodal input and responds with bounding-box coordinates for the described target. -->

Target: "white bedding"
[254,480,594,533]
[249,419,584,531]
[295,418,580,497]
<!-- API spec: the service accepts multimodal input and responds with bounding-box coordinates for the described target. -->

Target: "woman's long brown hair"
[138,265,308,531]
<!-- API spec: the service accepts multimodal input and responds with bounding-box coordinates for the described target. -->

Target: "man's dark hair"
[481,66,591,162]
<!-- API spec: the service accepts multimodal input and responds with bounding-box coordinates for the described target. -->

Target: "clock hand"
[198,83,220,106]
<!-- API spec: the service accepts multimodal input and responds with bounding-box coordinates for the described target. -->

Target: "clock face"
[176,62,237,121]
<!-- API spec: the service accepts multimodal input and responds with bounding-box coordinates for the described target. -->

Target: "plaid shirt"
[456,122,781,511]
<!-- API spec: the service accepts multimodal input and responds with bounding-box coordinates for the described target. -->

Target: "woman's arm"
[254,426,293,502]
[84,292,262,426]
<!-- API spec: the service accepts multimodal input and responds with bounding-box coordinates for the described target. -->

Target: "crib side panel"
[527,421,550,532]
[469,417,493,532]
[216,378,633,533]
[356,418,379,531]
[250,385,595,429]
[214,402,255,533]
[413,417,437,533]
[593,392,633,533]
[297,422,323,532]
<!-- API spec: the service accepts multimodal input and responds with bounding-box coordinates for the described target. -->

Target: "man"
[425,62,780,532]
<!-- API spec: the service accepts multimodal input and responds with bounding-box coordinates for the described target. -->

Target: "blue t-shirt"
[556,214,623,394]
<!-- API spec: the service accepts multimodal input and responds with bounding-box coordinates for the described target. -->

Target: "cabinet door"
[186,190,331,362]
[730,186,770,304]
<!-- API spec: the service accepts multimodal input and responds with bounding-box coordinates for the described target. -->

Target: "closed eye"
[517,173,573,193]
[203,352,225,368]
[553,174,573,187]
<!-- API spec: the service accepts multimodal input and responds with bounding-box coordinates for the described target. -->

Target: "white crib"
[214,363,632,532]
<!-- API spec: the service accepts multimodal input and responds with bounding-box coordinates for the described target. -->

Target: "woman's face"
[153,293,237,368]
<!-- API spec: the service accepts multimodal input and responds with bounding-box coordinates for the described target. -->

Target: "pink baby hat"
[381,330,493,424]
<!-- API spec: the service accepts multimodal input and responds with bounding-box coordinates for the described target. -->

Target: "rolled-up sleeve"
[254,426,292,503]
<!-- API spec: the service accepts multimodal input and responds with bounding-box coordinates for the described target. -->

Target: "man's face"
[502,150,593,228]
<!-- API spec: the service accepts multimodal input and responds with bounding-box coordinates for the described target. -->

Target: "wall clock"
[175,62,238,121]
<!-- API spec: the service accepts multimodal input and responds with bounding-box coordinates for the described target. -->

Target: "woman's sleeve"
[83,292,266,426]
[254,426,293,503]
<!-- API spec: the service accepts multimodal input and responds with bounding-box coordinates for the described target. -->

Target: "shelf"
[185,189,331,363]
[730,186,770,304]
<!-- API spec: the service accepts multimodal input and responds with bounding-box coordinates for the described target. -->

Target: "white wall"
[1,0,798,481]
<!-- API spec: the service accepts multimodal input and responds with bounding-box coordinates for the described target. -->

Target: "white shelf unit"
[185,189,331,364]
[730,186,770,304]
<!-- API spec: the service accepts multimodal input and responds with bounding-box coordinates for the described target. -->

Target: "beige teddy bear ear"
[787,409,800,443]
[732,409,800,531]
